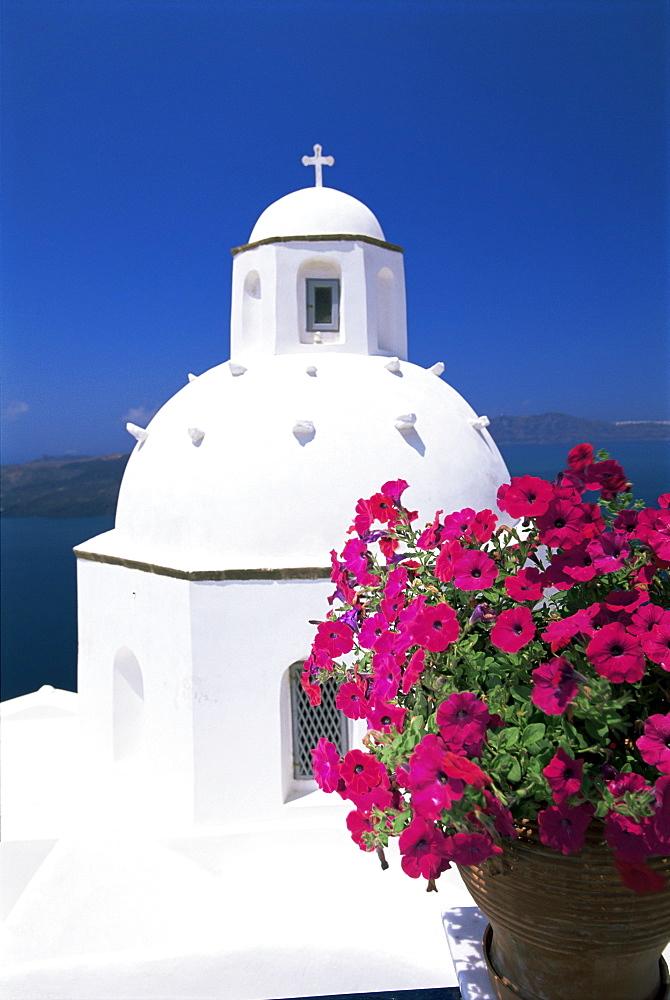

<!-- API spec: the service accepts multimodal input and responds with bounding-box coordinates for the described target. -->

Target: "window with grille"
[289,662,349,780]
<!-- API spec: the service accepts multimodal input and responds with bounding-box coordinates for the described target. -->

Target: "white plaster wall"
[231,240,406,360]
[188,577,334,825]
[76,558,195,829]
[109,353,509,573]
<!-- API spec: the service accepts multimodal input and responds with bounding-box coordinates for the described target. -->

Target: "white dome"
[105,354,509,572]
[248,187,386,244]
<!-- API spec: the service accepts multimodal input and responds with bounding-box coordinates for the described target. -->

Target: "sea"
[1,441,668,702]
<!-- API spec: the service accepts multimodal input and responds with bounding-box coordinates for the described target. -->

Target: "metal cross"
[301,144,334,187]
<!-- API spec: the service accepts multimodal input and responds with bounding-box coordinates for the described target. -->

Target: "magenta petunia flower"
[614,858,667,894]
[629,603,670,638]
[586,532,630,574]
[641,622,670,670]
[434,539,465,583]
[313,619,355,658]
[358,612,389,650]
[586,623,646,683]
[402,647,426,693]
[371,652,401,701]
[567,443,594,472]
[408,734,466,819]
[416,511,444,550]
[490,606,536,654]
[366,699,406,734]
[312,738,343,793]
[536,498,586,548]
[500,475,554,519]
[585,459,629,499]
[604,811,648,863]
[443,830,502,867]
[481,789,517,839]
[399,815,452,880]
[380,478,409,503]
[541,609,595,652]
[410,602,459,652]
[538,801,594,855]
[543,748,583,803]
[504,567,545,602]
[555,542,597,583]
[436,692,492,756]
[531,657,581,715]
[636,713,670,774]
[335,679,369,720]
[339,749,385,796]
[346,809,375,851]
[452,549,498,592]
[441,508,476,540]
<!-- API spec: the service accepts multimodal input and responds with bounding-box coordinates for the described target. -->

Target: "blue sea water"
[1,441,668,701]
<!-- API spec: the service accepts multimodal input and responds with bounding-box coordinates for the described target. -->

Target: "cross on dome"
[301,143,334,187]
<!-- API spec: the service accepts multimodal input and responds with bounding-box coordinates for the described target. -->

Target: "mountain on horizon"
[1,413,668,517]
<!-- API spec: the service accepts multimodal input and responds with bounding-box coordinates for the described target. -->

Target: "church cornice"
[230,233,403,256]
[74,547,331,582]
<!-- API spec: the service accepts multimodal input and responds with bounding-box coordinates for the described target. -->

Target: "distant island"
[1,413,668,517]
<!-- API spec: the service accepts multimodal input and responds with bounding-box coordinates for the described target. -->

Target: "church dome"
[109,353,509,572]
[248,186,386,244]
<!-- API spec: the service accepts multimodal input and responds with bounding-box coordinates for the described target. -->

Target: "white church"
[2,147,521,999]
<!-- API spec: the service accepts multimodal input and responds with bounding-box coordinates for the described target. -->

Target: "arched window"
[288,662,349,780]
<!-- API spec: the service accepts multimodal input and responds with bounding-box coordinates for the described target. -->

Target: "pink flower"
[541,609,595,652]
[442,508,476,540]
[399,815,452,880]
[410,602,459,652]
[586,533,630,574]
[402,647,426,693]
[339,749,385,796]
[567,443,594,472]
[536,498,586,548]
[436,692,492,756]
[543,748,583,803]
[558,542,597,582]
[604,812,648,863]
[481,789,517,838]
[313,619,355,658]
[416,511,444,550]
[452,549,498,591]
[636,713,670,774]
[408,734,466,819]
[490,606,536,654]
[434,539,465,582]
[380,478,409,503]
[640,622,670,670]
[444,830,503,866]
[312,738,342,793]
[358,612,389,650]
[504,567,544,602]
[629,603,670,638]
[538,801,594,855]
[614,859,667,894]
[531,657,580,715]
[371,652,401,701]
[366,699,406,734]
[586,623,646,683]
[335,679,369,720]
[500,475,554,519]
[585,459,629,499]
[346,809,375,851]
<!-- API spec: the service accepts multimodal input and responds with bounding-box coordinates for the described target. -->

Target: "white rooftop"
[248,186,387,244]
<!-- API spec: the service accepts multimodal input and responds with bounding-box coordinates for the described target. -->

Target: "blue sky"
[2,0,668,464]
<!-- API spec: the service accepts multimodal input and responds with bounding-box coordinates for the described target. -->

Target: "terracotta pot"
[458,824,670,1000]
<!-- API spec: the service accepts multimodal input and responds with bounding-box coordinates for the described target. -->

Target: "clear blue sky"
[2,0,668,464]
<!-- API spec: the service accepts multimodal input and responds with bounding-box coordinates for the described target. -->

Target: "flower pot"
[458,825,670,1000]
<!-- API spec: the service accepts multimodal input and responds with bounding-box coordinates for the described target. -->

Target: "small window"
[289,662,349,780]
[306,279,340,332]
